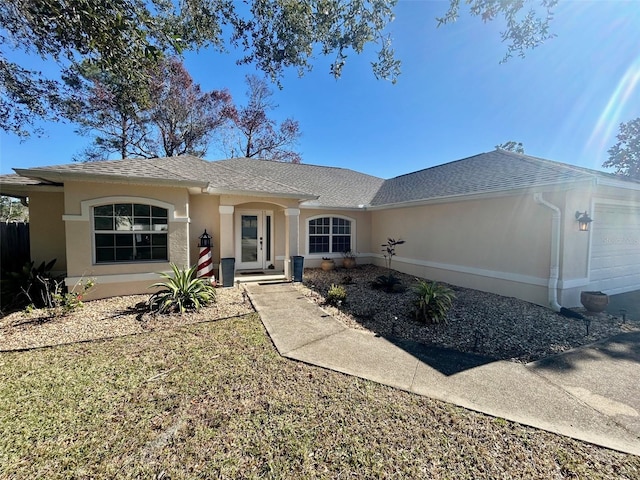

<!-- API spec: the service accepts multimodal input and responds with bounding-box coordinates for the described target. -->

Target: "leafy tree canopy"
[496,141,525,154]
[2,0,558,137]
[602,117,640,180]
[0,196,28,222]
[438,0,557,63]
[220,75,302,163]
[67,57,233,161]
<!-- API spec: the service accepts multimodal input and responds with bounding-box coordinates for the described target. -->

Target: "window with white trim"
[93,203,168,263]
[308,217,352,254]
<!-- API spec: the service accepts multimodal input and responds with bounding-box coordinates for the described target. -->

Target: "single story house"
[2,150,639,309]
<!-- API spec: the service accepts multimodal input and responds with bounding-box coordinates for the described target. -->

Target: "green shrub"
[52,278,95,316]
[148,264,216,314]
[412,280,455,324]
[372,274,403,293]
[2,259,60,311]
[327,283,347,307]
[1,259,96,317]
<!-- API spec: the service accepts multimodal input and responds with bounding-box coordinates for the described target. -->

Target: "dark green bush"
[412,280,455,324]
[148,264,216,314]
[1,259,61,312]
[372,274,403,293]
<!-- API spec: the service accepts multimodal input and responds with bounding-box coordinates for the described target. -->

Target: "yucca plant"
[412,280,455,324]
[148,264,216,314]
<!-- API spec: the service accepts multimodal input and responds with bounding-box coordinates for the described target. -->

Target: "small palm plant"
[148,264,216,314]
[412,280,455,324]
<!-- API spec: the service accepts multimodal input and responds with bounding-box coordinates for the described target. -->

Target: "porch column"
[219,206,234,284]
[284,208,300,279]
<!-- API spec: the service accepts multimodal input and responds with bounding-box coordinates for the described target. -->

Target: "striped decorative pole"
[197,230,214,281]
[197,246,213,278]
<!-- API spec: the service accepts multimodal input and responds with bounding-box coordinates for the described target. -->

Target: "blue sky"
[1,1,638,179]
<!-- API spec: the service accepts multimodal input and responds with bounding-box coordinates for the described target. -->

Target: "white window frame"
[63,196,177,265]
[92,202,170,264]
[305,214,356,257]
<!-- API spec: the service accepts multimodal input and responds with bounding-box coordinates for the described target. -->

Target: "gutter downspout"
[533,193,562,312]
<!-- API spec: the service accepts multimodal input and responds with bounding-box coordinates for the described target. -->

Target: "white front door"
[235,210,273,270]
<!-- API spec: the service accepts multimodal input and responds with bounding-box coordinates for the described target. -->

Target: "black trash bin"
[291,255,304,282]
[221,258,235,287]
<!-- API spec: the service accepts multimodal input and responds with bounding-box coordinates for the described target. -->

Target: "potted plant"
[580,291,609,313]
[321,257,335,271]
[342,249,357,269]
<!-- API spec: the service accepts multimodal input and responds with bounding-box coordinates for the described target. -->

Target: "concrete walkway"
[245,282,640,456]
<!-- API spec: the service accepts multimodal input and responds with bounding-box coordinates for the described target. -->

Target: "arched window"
[93,203,168,263]
[308,216,353,254]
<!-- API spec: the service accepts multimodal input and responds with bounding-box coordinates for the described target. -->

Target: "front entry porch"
[218,204,300,286]
[235,269,287,284]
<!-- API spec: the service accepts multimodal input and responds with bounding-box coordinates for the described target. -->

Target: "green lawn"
[1,314,638,479]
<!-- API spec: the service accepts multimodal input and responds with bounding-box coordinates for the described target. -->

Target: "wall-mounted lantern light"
[575,211,592,232]
[199,229,212,248]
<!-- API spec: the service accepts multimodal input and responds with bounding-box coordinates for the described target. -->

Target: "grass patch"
[1,314,638,478]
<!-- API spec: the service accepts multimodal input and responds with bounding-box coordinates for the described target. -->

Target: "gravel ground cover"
[0,287,254,351]
[297,265,640,363]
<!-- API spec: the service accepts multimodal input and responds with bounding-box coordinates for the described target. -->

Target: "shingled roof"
[10,155,314,199]
[369,150,629,206]
[3,150,637,208]
[213,158,385,208]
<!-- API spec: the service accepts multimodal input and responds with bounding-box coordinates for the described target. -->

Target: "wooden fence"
[0,222,30,272]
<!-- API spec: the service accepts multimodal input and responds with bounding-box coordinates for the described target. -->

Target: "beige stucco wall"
[561,188,592,281]
[370,194,553,305]
[80,279,165,300]
[63,181,190,299]
[29,191,67,273]
[189,194,221,267]
[54,175,640,304]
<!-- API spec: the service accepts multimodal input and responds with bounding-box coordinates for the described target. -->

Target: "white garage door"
[589,204,640,294]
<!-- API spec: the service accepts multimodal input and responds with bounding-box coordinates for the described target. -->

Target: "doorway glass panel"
[241,215,259,263]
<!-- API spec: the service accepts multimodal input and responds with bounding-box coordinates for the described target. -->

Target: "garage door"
[589,204,640,294]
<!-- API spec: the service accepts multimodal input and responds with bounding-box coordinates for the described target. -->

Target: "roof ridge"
[220,157,384,179]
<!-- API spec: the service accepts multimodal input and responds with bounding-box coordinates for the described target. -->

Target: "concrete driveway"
[608,290,640,322]
[529,331,640,441]
[246,282,640,456]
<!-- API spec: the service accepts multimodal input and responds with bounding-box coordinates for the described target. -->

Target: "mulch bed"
[0,287,254,351]
[296,265,640,363]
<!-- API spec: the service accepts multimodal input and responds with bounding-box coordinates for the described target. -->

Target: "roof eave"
[299,203,369,211]
[0,182,63,198]
[202,186,317,201]
[13,169,208,188]
[595,176,640,191]
[368,179,595,210]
